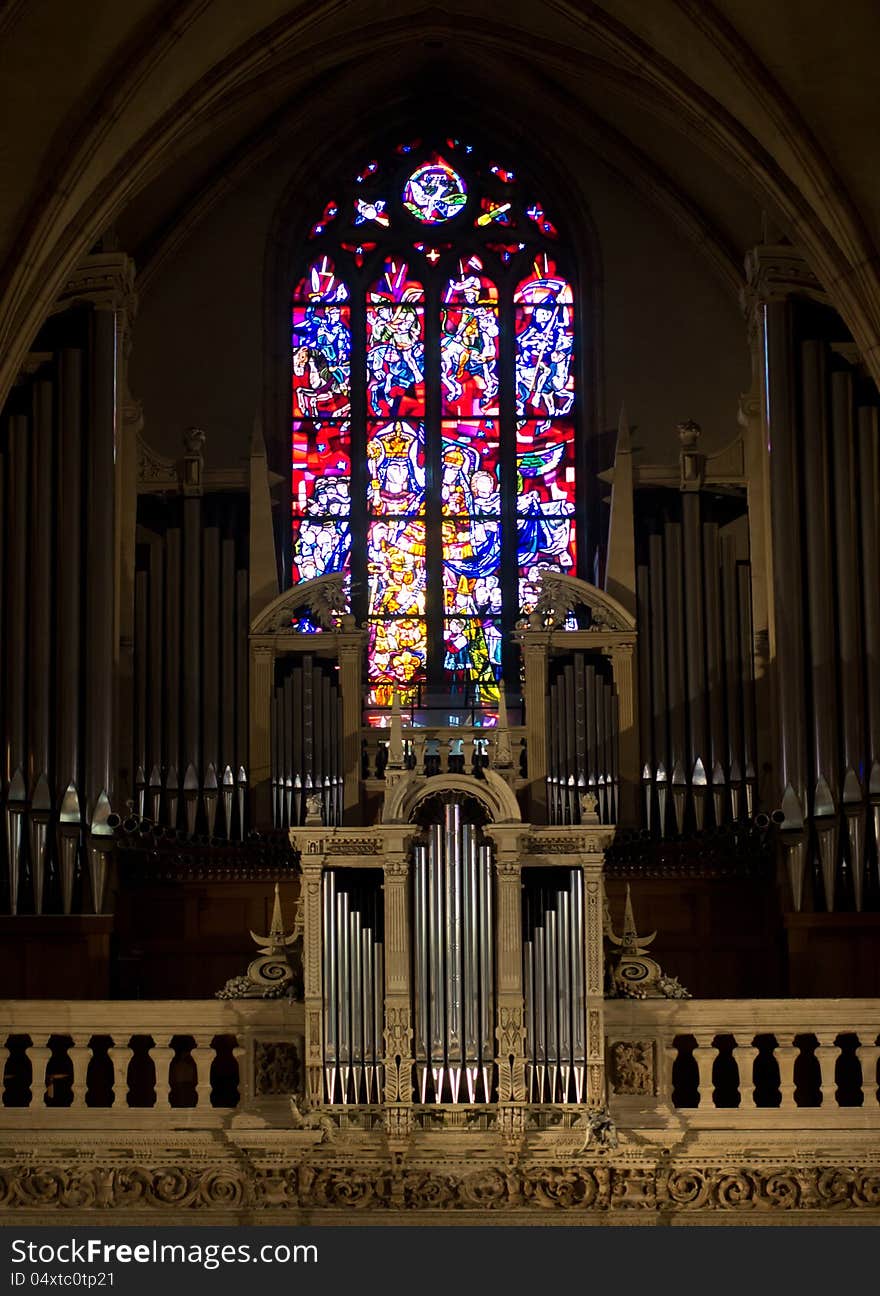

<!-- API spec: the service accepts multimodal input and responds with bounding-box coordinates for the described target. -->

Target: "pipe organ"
[636,495,757,836]
[547,654,620,826]
[0,258,134,919]
[272,654,343,829]
[133,486,250,840]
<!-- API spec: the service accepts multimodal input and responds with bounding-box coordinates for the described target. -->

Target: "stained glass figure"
[292,258,350,419]
[403,158,467,224]
[517,417,577,611]
[367,261,425,418]
[441,261,499,416]
[515,257,574,418]
[367,619,427,708]
[291,419,351,584]
[355,198,389,227]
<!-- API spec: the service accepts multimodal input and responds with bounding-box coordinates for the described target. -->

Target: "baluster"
[814,1037,839,1107]
[732,1037,758,1108]
[232,1043,245,1107]
[661,1042,678,1106]
[192,1034,216,1107]
[108,1040,134,1108]
[413,733,427,776]
[692,1032,717,1108]
[150,1038,174,1109]
[0,1035,11,1104]
[776,1035,800,1110]
[855,1038,878,1108]
[27,1040,52,1108]
[68,1037,93,1110]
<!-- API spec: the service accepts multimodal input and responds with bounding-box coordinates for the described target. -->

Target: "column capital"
[52,251,138,322]
[740,243,826,330]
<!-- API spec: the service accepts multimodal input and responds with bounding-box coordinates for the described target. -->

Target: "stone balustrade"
[4,998,878,1129]
[0,1001,304,1126]
[605,998,880,1124]
[361,725,527,782]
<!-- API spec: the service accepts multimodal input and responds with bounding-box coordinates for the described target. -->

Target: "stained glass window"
[291,142,580,724]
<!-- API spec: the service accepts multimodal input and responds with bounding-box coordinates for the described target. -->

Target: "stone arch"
[382,770,522,826]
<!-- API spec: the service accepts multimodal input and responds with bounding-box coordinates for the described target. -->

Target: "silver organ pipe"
[407,802,496,1104]
[322,869,386,1106]
[272,656,343,828]
[547,655,620,826]
[523,870,585,1104]
[635,505,758,835]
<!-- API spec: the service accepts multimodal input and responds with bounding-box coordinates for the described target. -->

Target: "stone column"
[337,632,366,824]
[382,831,413,1116]
[488,827,526,1102]
[300,860,324,1107]
[520,632,551,822]
[582,851,606,1107]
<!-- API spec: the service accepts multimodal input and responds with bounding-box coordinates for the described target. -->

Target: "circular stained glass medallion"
[403,159,467,224]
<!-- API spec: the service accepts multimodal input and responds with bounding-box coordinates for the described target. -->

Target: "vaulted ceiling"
[1,0,878,401]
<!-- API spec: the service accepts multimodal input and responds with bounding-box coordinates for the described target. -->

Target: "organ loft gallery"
[0,0,879,1225]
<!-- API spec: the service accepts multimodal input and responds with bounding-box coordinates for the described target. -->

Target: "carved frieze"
[2,1157,878,1215]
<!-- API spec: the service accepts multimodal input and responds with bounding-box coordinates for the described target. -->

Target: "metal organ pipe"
[858,405,880,875]
[407,804,496,1104]
[648,533,669,832]
[702,522,726,826]
[323,871,385,1106]
[523,871,585,1104]
[720,536,742,819]
[831,369,867,910]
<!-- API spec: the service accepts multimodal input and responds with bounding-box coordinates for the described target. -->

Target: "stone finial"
[216,884,300,999]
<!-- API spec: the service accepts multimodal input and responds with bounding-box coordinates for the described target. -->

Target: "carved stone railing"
[605,998,880,1125]
[362,726,527,783]
[0,1001,304,1126]
[5,998,877,1130]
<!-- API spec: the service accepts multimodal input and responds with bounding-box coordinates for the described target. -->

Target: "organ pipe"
[547,655,620,827]
[322,870,384,1105]
[270,656,343,829]
[523,870,585,1103]
[832,370,867,911]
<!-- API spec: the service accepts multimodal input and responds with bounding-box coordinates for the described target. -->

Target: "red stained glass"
[525,202,559,239]
[441,263,499,416]
[309,201,339,238]
[291,305,351,419]
[339,241,375,265]
[293,255,348,303]
[516,421,576,508]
